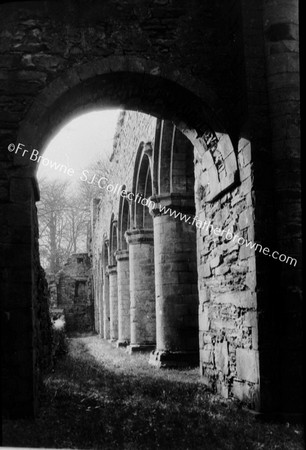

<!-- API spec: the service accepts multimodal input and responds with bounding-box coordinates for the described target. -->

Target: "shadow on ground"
[2,337,304,450]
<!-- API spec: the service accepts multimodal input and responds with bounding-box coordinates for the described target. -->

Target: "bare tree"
[78,156,111,207]
[37,179,88,273]
[37,156,111,273]
[64,194,88,254]
[38,179,70,272]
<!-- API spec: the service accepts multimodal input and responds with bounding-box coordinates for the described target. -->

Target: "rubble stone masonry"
[54,253,94,334]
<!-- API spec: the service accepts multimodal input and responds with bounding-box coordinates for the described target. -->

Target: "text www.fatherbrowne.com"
[157,205,298,267]
[8,142,298,267]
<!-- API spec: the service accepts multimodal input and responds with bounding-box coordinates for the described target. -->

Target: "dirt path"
[2,336,304,449]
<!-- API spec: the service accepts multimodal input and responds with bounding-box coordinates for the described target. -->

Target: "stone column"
[116,249,130,347]
[149,194,199,368]
[96,261,103,337]
[103,269,110,339]
[125,229,156,352]
[108,265,118,342]
[98,279,104,337]
[93,272,100,333]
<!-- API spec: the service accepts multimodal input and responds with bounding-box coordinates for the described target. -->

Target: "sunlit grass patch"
[3,336,304,450]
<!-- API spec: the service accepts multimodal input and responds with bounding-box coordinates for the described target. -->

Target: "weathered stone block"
[240,176,253,196]
[230,263,247,274]
[232,380,252,402]
[243,311,257,328]
[214,290,255,308]
[239,243,254,260]
[252,325,258,350]
[202,263,211,278]
[236,348,259,383]
[199,305,210,331]
[215,265,230,276]
[201,345,214,364]
[245,271,256,291]
[199,287,210,303]
[239,208,252,230]
[215,340,229,375]
[202,333,212,345]
[242,143,252,167]
[210,254,222,268]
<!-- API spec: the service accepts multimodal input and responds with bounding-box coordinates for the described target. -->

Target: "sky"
[37,109,121,183]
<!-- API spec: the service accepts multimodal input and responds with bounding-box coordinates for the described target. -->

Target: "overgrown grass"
[2,337,304,449]
[50,315,69,367]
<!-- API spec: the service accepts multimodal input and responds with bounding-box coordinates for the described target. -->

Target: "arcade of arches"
[0,0,301,421]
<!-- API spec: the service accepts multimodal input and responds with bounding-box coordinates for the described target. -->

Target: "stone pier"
[125,229,156,352]
[103,269,110,340]
[150,194,199,367]
[116,249,130,347]
[108,265,118,342]
[98,269,104,337]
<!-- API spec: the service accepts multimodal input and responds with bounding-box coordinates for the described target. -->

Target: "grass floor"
[2,336,304,449]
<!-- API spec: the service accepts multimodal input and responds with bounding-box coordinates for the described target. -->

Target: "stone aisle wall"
[196,138,258,407]
[91,110,259,406]
[91,111,156,261]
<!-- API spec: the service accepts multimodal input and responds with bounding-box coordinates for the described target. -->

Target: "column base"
[116,340,129,348]
[108,338,117,344]
[149,350,199,368]
[128,344,156,354]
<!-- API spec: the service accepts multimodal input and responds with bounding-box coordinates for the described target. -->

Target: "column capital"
[125,228,154,245]
[115,249,129,262]
[108,264,117,275]
[150,193,195,217]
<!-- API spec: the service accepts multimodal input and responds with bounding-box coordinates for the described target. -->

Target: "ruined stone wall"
[92,110,259,406]
[56,253,94,334]
[91,111,156,335]
[1,180,52,417]
[0,0,245,137]
[91,111,156,260]
[196,139,258,407]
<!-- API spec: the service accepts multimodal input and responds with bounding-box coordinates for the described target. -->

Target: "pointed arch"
[118,185,130,251]
[132,143,153,229]
[109,214,118,266]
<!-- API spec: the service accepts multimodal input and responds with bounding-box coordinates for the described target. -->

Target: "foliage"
[37,153,110,273]
[37,178,87,272]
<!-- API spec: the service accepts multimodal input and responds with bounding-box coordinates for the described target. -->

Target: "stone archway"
[126,143,156,352]
[2,52,297,419]
[102,238,110,340]
[115,187,131,347]
[149,120,199,368]
[0,0,301,421]
[108,213,118,342]
[16,56,229,155]
[3,61,253,416]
